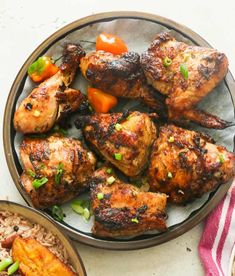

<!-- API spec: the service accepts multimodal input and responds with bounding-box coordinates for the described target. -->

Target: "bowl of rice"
[0,200,86,275]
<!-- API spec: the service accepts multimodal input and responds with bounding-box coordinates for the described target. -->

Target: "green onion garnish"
[115,123,122,131]
[53,124,68,136]
[27,169,36,178]
[107,176,116,185]
[114,153,122,161]
[163,57,172,67]
[7,261,19,275]
[32,177,48,189]
[219,154,225,164]
[167,172,173,179]
[55,162,64,185]
[83,208,90,220]
[131,218,139,223]
[51,205,65,222]
[168,136,174,143]
[97,193,104,200]
[71,200,84,215]
[71,199,91,220]
[40,163,46,169]
[0,258,13,272]
[180,63,189,80]
[106,168,112,174]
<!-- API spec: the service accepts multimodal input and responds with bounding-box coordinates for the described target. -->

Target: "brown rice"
[0,210,73,269]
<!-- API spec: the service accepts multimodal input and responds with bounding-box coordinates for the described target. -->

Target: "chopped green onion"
[55,162,64,185]
[88,105,93,112]
[71,200,84,214]
[180,63,189,80]
[107,176,116,185]
[32,177,48,189]
[71,199,91,220]
[7,261,19,275]
[163,57,172,67]
[126,115,131,120]
[114,153,122,161]
[51,205,65,222]
[53,124,68,136]
[97,193,104,200]
[168,136,174,143]
[27,169,36,178]
[219,154,225,164]
[0,258,13,272]
[131,218,139,223]
[106,168,112,174]
[83,208,90,220]
[167,172,173,179]
[28,133,48,139]
[115,123,122,131]
[40,163,46,169]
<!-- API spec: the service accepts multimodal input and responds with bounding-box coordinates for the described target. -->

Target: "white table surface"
[1,1,235,275]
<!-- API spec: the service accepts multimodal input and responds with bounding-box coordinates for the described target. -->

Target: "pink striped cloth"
[199,178,235,276]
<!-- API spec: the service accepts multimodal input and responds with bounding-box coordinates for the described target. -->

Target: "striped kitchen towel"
[199,178,235,276]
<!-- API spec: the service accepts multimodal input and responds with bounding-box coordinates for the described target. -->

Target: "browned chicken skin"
[90,167,167,238]
[80,51,167,116]
[148,124,235,204]
[20,135,96,208]
[76,111,157,177]
[14,43,85,134]
[141,32,230,129]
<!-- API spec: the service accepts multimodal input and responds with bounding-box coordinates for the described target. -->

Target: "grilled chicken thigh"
[141,32,230,129]
[20,135,96,208]
[76,111,157,177]
[148,124,235,204]
[80,51,167,116]
[14,43,85,134]
[90,167,167,238]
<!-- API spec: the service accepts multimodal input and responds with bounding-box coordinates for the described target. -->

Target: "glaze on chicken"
[141,32,230,129]
[148,124,235,204]
[76,111,157,177]
[20,135,96,208]
[90,167,167,238]
[80,51,166,116]
[14,43,85,134]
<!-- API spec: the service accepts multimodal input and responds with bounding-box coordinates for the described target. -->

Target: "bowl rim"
[3,11,235,250]
[0,200,87,275]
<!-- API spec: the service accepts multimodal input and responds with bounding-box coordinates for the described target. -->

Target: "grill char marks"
[148,124,235,204]
[77,111,157,177]
[141,32,230,129]
[90,167,167,238]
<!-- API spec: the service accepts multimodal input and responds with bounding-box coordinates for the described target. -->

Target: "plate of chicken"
[3,12,235,249]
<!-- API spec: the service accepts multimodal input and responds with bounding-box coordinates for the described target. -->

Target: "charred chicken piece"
[141,32,231,129]
[148,124,235,204]
[20,135,96,208]
[14,43,86,134]
[76,111,157,177]
[80,51,167,116]
[90,167,167,238]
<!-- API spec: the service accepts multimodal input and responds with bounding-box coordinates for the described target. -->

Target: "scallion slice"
[32,177,48,189]
[180,63,189,80]
[97,193,104,200]
[114,153,122,161]
[163,57,172,67]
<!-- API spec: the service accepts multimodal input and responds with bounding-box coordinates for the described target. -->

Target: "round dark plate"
[3,11,235,250]
[0,200,86,275]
